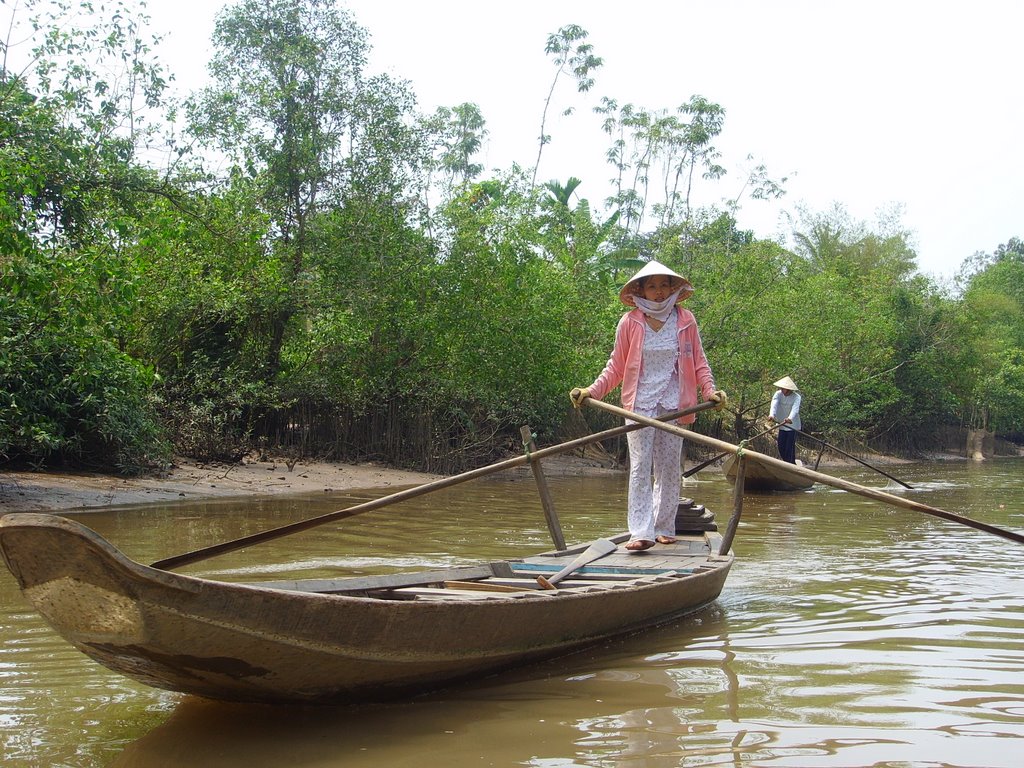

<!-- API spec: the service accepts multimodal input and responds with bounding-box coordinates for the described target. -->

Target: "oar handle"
[545,562,579,586]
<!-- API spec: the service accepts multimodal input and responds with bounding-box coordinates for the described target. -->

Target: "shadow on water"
[2,459,1024,766]
[110,612,746,768]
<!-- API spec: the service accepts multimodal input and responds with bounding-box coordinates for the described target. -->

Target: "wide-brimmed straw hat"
[773,376,799,391]
[618,260,694,306]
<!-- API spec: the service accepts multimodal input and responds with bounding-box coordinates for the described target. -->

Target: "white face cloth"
[633,289,682,322]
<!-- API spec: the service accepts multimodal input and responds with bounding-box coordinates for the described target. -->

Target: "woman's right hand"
[569,387,591,408]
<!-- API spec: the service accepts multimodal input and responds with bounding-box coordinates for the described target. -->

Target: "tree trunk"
[966,428,989,461]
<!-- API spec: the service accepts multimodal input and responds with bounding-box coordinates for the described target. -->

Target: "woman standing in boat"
[571,261,726,551]
[767,375,802,463]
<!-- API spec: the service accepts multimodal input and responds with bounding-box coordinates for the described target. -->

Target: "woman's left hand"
[710,390,728,411]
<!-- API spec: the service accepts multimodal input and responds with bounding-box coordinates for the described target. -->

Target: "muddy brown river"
[2,458,1022,767]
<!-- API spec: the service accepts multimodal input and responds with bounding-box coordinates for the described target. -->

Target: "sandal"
[655,535,677,545]
[625,539,655,551]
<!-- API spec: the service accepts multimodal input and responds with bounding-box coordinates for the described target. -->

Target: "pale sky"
[93,2,1024,279]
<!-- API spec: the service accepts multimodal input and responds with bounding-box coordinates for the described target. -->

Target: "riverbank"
[0,450,970,515]
[0,457,448,514]
[0,441,986,515]
[4,438,999,518]
[0,453,627,514]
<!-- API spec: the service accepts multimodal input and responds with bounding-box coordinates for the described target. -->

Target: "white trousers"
[625,405,682,541]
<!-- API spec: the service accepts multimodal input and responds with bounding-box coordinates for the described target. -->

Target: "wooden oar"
[794,429,913,489]
[682,422,782,478]
[582,397,1024,546]
[682,451,729,479]
[151,400,720,570]
[536,538,617,590]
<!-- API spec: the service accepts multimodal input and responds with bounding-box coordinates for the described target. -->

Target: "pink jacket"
[588,307,717,424]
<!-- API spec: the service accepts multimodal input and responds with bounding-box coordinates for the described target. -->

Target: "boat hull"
[0,513,732,704]
[722,454,814,492]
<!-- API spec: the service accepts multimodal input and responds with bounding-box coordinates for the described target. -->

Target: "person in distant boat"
[570,260,727,552]
[767,376,802,463]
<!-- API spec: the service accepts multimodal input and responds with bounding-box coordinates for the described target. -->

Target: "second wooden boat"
[722,453,814,492]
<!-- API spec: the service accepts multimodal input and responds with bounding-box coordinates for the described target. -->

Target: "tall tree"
[785,204,938,444]
[188,0,421,381]
[531,24,602,187]
[956,238,1024,436]
[430,102,487,188]
[596,96,726,234]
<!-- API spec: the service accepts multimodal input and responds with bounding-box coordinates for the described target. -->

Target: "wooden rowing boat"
[722,453,814,492]
[0,510,732,704]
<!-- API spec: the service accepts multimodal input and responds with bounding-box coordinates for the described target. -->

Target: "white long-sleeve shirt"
[770,390,802,431]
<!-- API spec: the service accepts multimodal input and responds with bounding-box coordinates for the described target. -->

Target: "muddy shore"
[0,457,448,514]
[0,453,630,514]
[0,442,977,516]
[0,448,958,514]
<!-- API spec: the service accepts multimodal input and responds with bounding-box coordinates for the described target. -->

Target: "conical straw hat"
[618,260,694,306]
[773,375,799,391]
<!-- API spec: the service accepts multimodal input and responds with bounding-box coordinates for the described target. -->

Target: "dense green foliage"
[2,1,1022,474]
[1,2,169,472]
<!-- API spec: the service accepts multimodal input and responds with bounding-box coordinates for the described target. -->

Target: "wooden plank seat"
[247,563,512,595]
[391,587,538,601]
[439,579,663,594]
[398,569,685,600]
